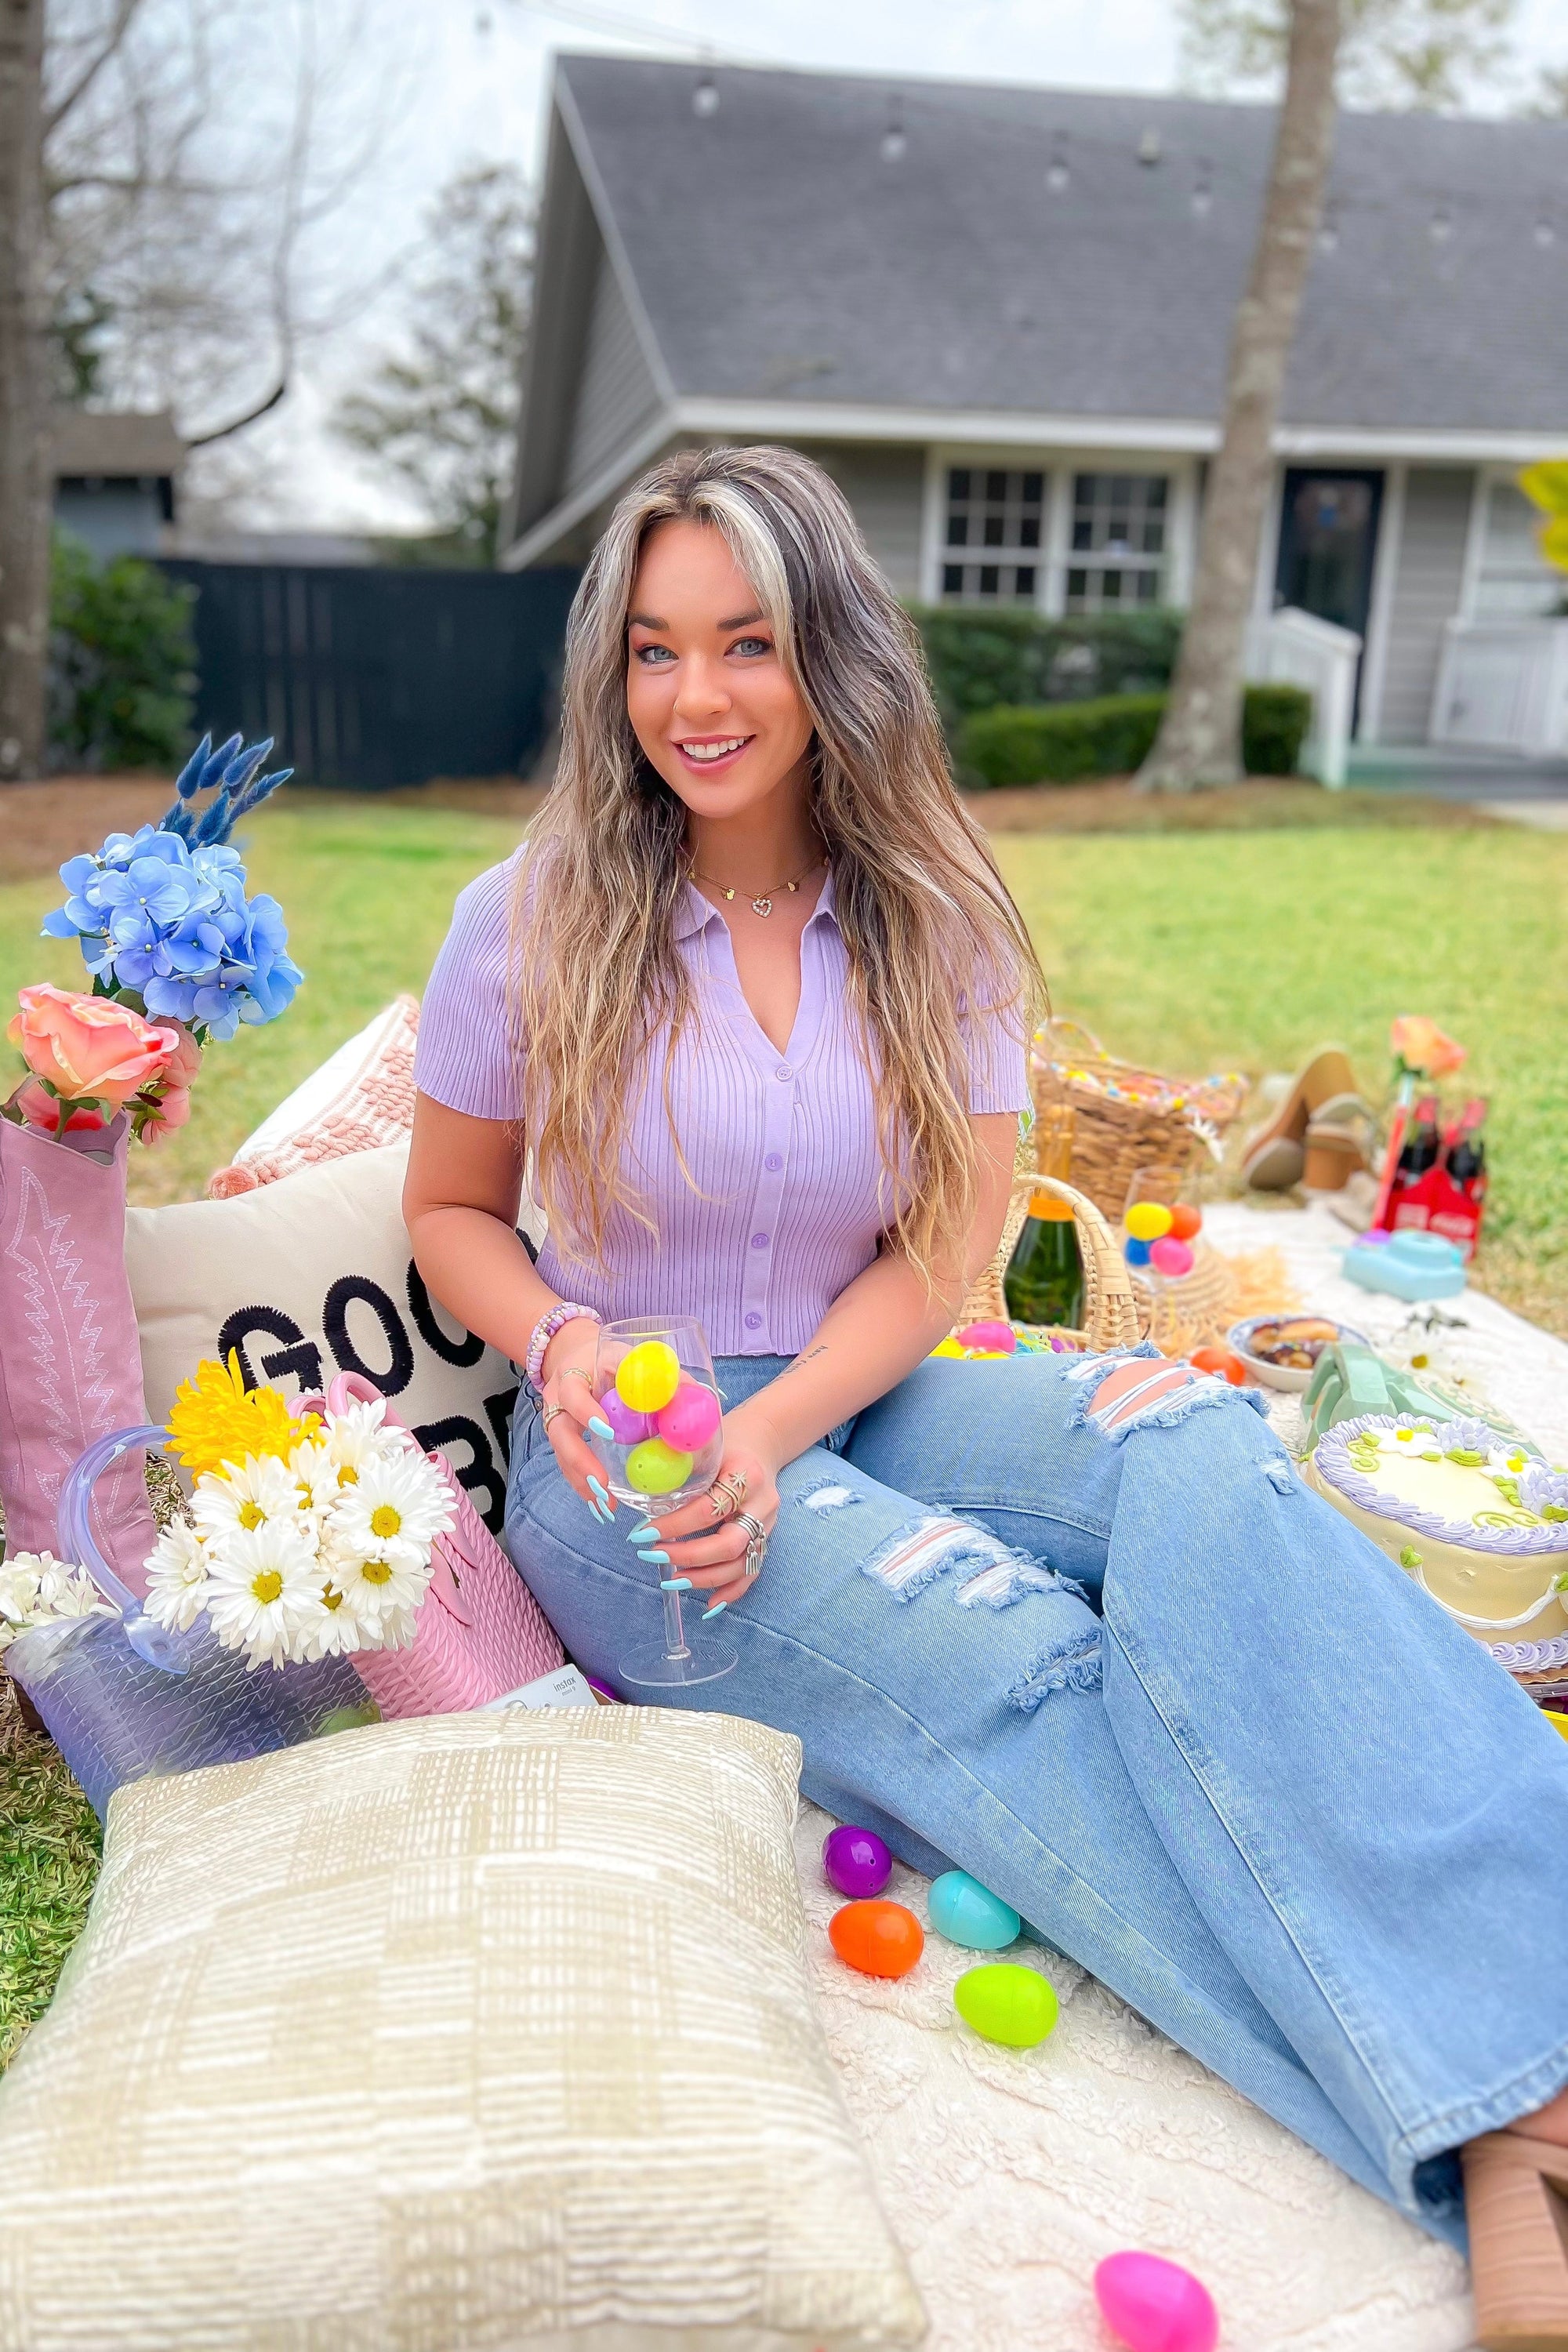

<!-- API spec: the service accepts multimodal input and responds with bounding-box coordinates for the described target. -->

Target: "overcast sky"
[232,0,1566,532]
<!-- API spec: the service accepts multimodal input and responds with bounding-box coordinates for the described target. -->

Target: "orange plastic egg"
[1169,1202,1203,1242]
[828,1900,924,1980]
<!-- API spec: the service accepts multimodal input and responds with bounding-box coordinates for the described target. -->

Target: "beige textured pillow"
[125,1139,545,1533]
[206,996,420,1198]
[0,1709,922,2352]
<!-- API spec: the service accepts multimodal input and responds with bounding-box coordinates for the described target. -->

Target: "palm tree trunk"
[0,0,50,784]
[1137,0,1341,793]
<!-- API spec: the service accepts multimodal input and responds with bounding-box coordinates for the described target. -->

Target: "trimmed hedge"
[959,685,1312,788]
[908,604,1183,733]
[49,531,198,771]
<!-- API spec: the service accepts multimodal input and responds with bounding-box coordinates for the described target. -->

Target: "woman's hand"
[636,1414,782,1613]
[539,1319,617,1525]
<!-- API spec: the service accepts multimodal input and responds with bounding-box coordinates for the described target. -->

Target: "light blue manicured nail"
[702,1600,728,1619]
[587,1474,612,1505]
[659,1577,691,1591]
[590,1501,612,1524]
[637,1548,670,1564]
[627,1523,658,1544]
[588,1416,615,1442]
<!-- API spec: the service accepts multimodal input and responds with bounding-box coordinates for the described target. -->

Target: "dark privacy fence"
[158,561,580,789]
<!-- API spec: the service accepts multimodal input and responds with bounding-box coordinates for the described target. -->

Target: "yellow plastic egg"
[1125,1200,1174,1243]
[615,1341,681,1414]
[625,1438,694,1495]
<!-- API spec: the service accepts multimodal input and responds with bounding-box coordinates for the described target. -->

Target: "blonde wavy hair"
[514,444,1044,1286]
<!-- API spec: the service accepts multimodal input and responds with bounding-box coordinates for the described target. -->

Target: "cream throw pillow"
[0,1709,924,2352]
[125,1138,545,1533]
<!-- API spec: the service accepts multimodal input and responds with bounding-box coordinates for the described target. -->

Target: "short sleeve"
[960,984,1031,1116]
[412,856,521,1121]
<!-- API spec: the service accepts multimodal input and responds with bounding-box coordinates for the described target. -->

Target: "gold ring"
[541,1402,566,1432]
[708,1470,747,1519]
[560,1365,596,1390]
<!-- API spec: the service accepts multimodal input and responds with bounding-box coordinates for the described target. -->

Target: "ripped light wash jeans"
[505,1345,1568,2247]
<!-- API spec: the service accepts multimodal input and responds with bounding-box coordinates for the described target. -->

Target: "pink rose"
[1389,1016,1466,1077]
[12,1075,107,1135]
[139,1082,193,1147]
[7,984,177,1107]
[151,1021,203,1090]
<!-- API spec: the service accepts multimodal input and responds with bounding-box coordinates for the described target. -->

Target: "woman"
[406,444,1568,2329]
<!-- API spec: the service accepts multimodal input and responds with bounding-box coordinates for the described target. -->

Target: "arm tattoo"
[775,1344,828,1382]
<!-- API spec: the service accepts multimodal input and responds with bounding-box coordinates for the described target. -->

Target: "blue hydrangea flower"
[40,750,303,1039]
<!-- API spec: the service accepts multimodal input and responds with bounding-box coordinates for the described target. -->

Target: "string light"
[692,71,718,116]
[1318,201,1339,252]
[880,100,906,162]
[1535,212,1555,248]
[1192,158,1212,217]
[1138,126,1161,166]
[1046,133,1069,192]
[1429,205,1452,243]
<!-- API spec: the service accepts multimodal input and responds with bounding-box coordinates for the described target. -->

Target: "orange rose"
[1389,1015,1466,1077]
[7,985,176,1107]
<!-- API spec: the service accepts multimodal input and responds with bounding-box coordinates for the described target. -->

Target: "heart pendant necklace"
[690,853,823,918]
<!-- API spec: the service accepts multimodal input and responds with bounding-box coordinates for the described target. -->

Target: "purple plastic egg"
[822,1824,892,1900]
[599,1389,655,1446]
[1094,2251,1218,2352]
[656,1378,722,1453]
[1149,1235,1195,1279]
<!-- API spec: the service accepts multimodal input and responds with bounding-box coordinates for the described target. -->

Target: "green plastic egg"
[953,1962,1058,2049]
[625,1438,695,1494]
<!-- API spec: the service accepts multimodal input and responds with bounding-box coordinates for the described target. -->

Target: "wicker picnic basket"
[958,1171,1144,1354]
[1029,1020,1250,1224]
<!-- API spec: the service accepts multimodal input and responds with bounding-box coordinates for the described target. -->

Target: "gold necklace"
[689,853,822,919]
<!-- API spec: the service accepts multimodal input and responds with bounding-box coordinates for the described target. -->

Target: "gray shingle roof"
[52,408,184,477]
[558,56,1568,432]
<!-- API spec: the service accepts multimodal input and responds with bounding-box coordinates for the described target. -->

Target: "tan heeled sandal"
[1463,2131,1568,2350]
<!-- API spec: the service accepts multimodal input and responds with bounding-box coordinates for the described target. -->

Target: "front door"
[1274,468,1384,724]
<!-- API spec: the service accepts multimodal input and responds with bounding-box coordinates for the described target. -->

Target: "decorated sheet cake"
[1308,1414,1568,1643]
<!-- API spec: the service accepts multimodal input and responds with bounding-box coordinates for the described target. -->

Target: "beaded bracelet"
[524,1302,601,1394]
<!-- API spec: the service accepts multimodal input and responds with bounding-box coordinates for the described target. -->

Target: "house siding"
[805,443,926,598]
[1378,468,1475,742]
[562,246,663,501]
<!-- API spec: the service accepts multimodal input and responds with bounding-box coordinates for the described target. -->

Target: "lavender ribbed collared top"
[414,852,1029,1356]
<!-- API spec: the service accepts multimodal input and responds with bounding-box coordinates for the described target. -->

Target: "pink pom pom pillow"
[206,996,419,1197]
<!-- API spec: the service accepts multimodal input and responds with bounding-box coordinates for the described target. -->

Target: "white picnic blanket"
[800,1200,1568,2352]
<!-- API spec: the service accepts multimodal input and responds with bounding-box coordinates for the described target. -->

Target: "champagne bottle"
[1004,1107,1084,1329]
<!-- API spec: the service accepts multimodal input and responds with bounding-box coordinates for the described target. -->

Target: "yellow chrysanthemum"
[165,1351,319,1479]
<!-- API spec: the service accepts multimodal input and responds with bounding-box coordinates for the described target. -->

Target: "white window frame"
[920,448,1196,615]
[1459,463,1562,623]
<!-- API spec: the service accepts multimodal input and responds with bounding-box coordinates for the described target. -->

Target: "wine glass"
[1123,1163,1201,1283]
[590,1315,735,1690]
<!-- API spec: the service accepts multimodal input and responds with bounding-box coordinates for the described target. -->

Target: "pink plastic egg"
[822,1824,892,1899]
[1149,1236,1195,1279]
[599,1390,655,1446]
[655,1378,722,1452]
[1094,2251,1218,2352]
[956,1319,1017,1355]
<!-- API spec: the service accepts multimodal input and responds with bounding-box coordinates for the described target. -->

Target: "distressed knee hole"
[797,1480,859,1515]
[862,1514,1017,1602]
[956,1557,1089,1610]
[1073,1352,1273,1444]
[1090,1360,1203,1432]
[1008,1627,1103,1709]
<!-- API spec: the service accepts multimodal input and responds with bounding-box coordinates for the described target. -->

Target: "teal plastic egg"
[953,1962,1058,2049]
[928,1870,1021,1951]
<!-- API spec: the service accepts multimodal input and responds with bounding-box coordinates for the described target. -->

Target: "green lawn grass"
[2,793,1567,2067]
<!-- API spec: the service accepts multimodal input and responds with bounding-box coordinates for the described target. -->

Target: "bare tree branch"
[43,0,146,136]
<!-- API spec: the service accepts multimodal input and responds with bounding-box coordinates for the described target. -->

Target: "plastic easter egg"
[928,1870,1021,1951]
[1149,1236,1195,1279]
[1124,1236,1152,1268]
[822,1824,892,1900]
[956,1319,1017,1355]
[829,1900,924,1980]
[656,1378,721,1452]
[1190,1346,1247,1386]
[625,1437,695,1495]
[953,1962,1058,2047]
[599,1389,655,1446]
[1125,1200,1174,1242]
[615,1341,681,1414]
[1167,1201,1203,1243]
[1094,2250,1218,2352]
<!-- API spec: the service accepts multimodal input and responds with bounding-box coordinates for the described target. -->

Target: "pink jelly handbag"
[302,1370,564,1716]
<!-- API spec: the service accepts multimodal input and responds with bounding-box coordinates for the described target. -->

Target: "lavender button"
[764,1152,782,1171]
[745,1312,762,1330]
[750,1232,769,1249]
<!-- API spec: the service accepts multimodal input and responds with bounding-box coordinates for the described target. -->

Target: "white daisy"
[296,1573,365,1660]
[328,1447,452,1566]
[324,1535,432,1628]
[0,1559,44,1631]
[0,1552,113,1650]
[321,1397,411,1490]
[288,1436,342,1519]
[193,1452,307,1544]
[143,1518,212,1632]
[203,1520,319,1667]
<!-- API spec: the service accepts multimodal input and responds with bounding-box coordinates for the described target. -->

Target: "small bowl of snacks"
[1227,1314,1367,1392]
